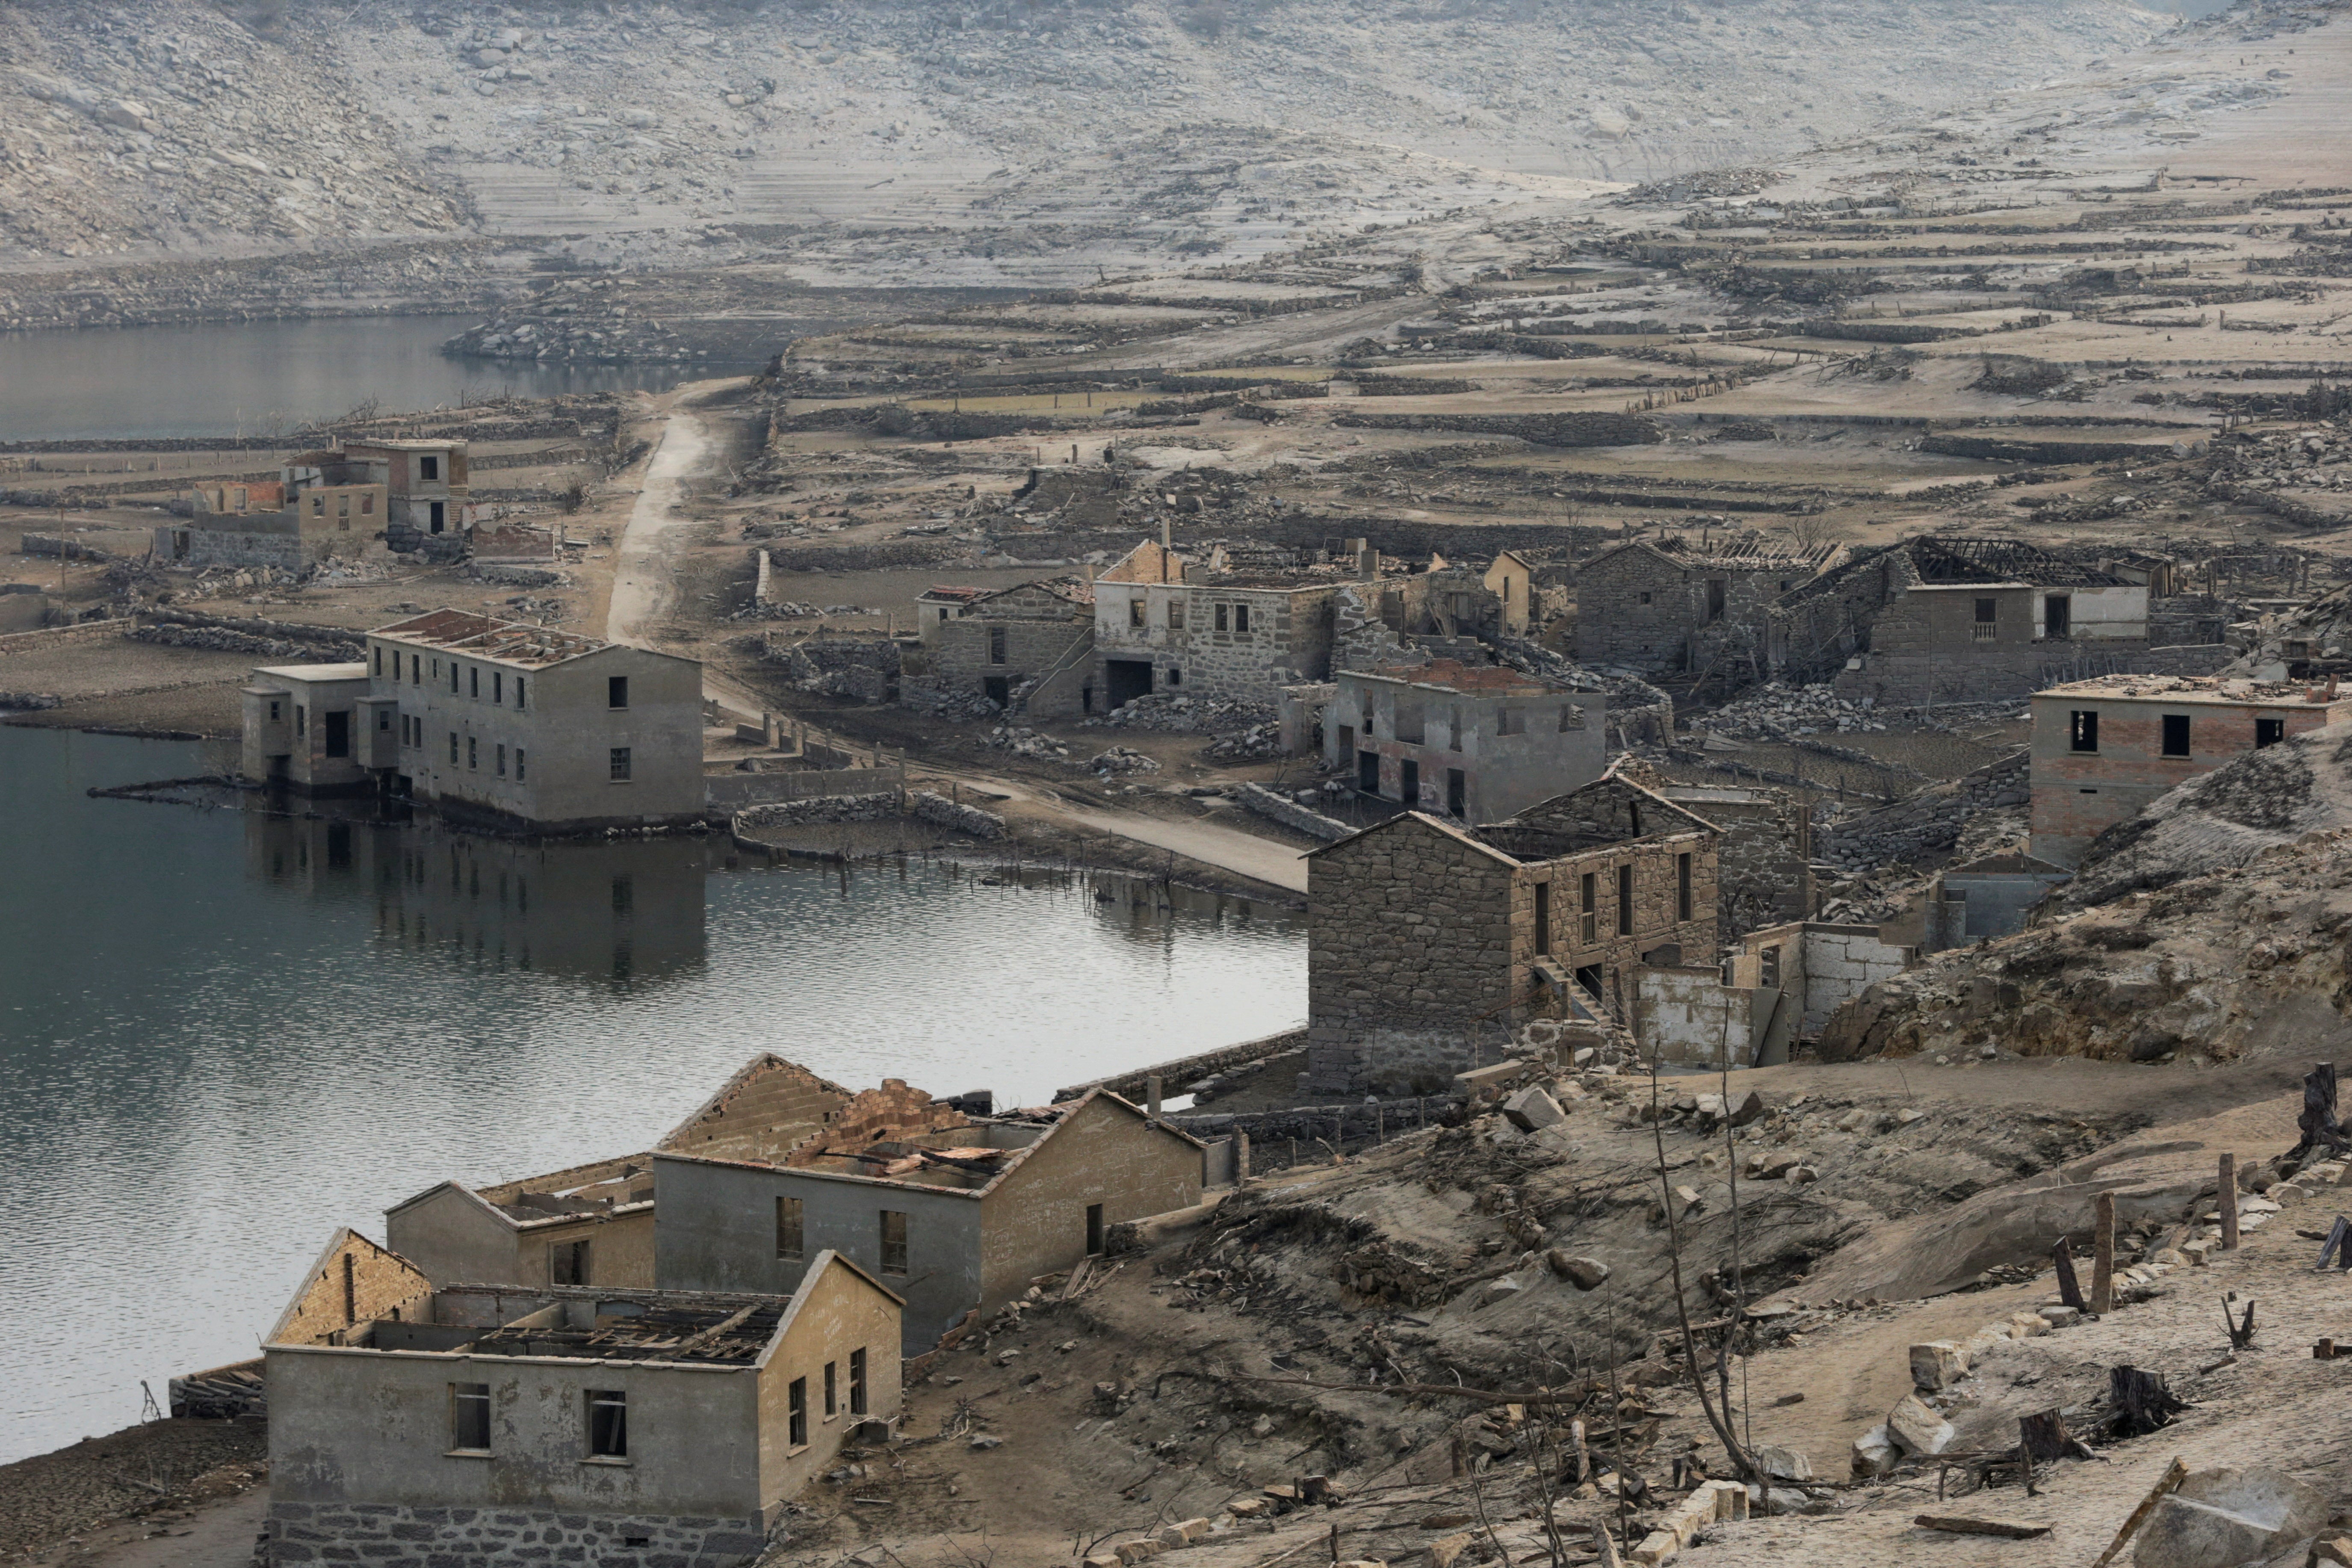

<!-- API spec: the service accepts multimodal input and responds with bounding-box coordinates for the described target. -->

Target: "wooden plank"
[2088,1457,2188,1568]
[1915,1516,2052,1539]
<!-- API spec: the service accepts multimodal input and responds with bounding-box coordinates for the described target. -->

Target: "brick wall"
[785,1081,970,1166]
[275,1232,433,1347]
[657,1055,855,1166]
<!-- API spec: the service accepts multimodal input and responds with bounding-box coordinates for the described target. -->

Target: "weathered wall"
[1741,921,1916,1035]
[1657,786,1811,941]
[659,1056,857,1167]
[1327,670,1606,823]
[1095,581,1341,703]
[385,1187,522,1290]
[977,1097,1202,1309]
[272,1231,434,1347]
[1634,966,1784,1069]
[2029,691,2352,866]
[652,1155,983,1353]
[758,1254,904,1502]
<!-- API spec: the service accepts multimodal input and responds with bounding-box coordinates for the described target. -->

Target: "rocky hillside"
[1820,726,2352,1066]
[0,0,2175,278]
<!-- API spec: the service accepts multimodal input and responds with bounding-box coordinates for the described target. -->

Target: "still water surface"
[0,315,770,441]
[0,727,1304,1463]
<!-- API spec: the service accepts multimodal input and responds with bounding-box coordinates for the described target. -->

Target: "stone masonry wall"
[1306,819,1517,1093]
[265,1501,766,1568]
[1823,752,2029,872]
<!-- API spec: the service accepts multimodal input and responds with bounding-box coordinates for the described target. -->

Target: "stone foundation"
[265,1502,768,1568]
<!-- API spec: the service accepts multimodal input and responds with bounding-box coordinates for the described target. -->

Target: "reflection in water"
[244,815,708,986]
[0,726,1303,1463]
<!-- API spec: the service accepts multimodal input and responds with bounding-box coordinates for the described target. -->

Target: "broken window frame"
[610,747,632,783]
[586,1390,627,1459]
[988,626,1008,665]
[449,1382,492,1454]
[850,1348,869,1416]
[879,1209,910,1275]
[2068,709,2099,753]
[1616,864,1634,937]
[824,1361,838,1419]
[776,1195,804,1261]
[788,1376,809,1450]
[1578,871,1597,946]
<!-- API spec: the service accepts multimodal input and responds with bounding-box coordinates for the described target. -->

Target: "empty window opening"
[587,1390,626,1458]
[1497,707,1524,737]
[2161,714,2191,758]
[551,1239,589,1287]
[1087,1202,1106,1256]
[515,677,526,710]
[880,1209,909,1275]
[1705,579,1726,623]
[1358,749,1380,795]
[608,676,629,709]
[2069,710,2099,753]
[988,626,1007,665]
[1447,767,1466,819]
[2257,717,2286,749]
[420,455,441,482]
[324,711,349,759]
[788,1377,809,1449]
[450,1382,491,1453]
[1579,871,1598,945]
[1398,757,1419,806]
[2045,594,2072,640]
[1616,864,1634,936]
[1129,597,1146,629]
[1234,604,1251,633]
[1759,945,1782,989]
[496,744,507,778]
[777,1195,804,1260]
[850,1348,869,1416]
[1676,853,1693,923]
[1533,881,1551,956]
[1214,603,1229,633]
[824,1361,838,1419]
[1973,597,1997,641]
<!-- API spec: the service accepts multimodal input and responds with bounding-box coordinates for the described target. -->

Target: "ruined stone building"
[1650,783,1814,941]
[2028,673,2352,865]
[1575,532,1838,677]
[262,1228,901,1568]
[1327,659,1607,822]
[236,609,705,830]
[1772,537,2226,705]
[1303,777,1722,1094]
[907,577,1095,716]
[655,1078,1205,1351]
[157,438,472,570]
[1090,535,1370,706]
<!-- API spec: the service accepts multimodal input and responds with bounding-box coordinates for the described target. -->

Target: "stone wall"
[263,1502,767,1568]
[934,612,1090,718]
[1332,410,1665,447]
[735,793,902,829]
[1660,786,1812,940]
[1740,921,1917,1035]
[1823,752,2029,872]
[1236,783,1352,842]
[910,790,1007,839]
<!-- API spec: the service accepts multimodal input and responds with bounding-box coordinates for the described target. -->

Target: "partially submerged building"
[262,1229,900,1568]
[655,1081,1206,1351]
[1303,776,1722,1094]
[2028,673,2352,865]
[1576,532,1838,677]
[1328,659,1606,821]
[238,609,705,831]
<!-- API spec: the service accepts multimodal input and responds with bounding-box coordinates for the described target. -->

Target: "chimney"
[1162,518,1173,551]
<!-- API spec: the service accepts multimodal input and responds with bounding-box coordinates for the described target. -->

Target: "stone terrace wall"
[263,1503,767,1568]
[1822,752,2029,872]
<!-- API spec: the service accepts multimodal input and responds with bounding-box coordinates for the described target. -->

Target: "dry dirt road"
[606,402,716,650]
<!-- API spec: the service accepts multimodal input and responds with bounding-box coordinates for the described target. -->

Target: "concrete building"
[1303,776,1722,1094]
[910,577,1095,717]
[2028,673,2352,865]
[387,1157,658,1292]
[330,438,472,549]
[656,1081,1205,1352]
[1773,537,2226,705]
[1736,920,1917,1039]
[1328,659,1606,822]
[1091,536,1366,706]
[240,664,374,793]
[1576,532,1838,678]
[262,1229,900,1568]
[368,610,703,830]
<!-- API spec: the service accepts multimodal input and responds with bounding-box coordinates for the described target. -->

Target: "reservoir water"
[0,726,1305,1464]
[0,315,770,442]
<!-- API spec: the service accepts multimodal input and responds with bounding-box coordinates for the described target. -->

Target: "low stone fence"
[0,619,125,657]
[910,789,1006,840]
[1058,1027,1308,1103]
[1236,783,1352,842]
[707,767,906,811]
[733,793,902,832]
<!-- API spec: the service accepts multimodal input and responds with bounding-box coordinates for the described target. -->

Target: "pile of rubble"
[762,636,898,701]
[1700,682,1891,738]
[1082,693,1274,735]
[1202,721,1284,762]
[900,683,1002,721]
[0,691,64,710]
[163,565,304,600]
[442,301,709,365]
[733,601,875,623]
[1087,747,1159,777]
[980,726,1073,762]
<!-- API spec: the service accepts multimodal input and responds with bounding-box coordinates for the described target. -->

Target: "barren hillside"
[0,0,2174,280]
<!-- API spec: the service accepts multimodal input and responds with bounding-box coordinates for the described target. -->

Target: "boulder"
[1755,1445,1813,1482]
[1502,1086,1568,1132]
[1729,1090,1768,1127]
[1885,1393,1955,1456]
[1428,1533,1475,1568]
[2134,1468,2328,1568]
[1547,1252,1611,1290]
[1909,1341,1968,1391]
[1851,1423,1897,1478]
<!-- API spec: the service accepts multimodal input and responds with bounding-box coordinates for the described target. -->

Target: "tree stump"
[2291,1063,2349,1162]
[2109,1365,2188,1437]
[2053,1238,2086,1311]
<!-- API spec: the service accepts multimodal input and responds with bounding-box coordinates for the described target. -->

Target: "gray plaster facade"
[240,663,375,794]
[1328,660,1606,823]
